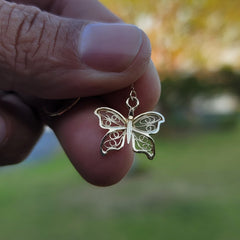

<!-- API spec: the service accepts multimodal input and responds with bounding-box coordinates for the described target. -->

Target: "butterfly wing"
[133,111,165,134]
[95,108,165,158]
[132,131,155,160]
[94,107,127,155]
[94,107,126,129]
[132,111,165,160]
[101,129,126,155]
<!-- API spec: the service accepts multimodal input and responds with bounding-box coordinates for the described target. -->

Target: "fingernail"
[80,23,143,72]
[0,115,7,144]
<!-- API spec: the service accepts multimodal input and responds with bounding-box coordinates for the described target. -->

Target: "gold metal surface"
[95,88,165,160]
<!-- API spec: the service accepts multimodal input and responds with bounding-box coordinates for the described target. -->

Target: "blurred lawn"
[0,125,240,240]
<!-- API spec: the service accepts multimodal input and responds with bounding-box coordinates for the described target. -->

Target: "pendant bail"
[126,86,139,117]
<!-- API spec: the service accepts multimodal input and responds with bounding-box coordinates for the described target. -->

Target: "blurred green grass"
[0,125,240,240]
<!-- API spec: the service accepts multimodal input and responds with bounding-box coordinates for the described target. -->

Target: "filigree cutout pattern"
[96,108,126,129]
[132,131,155,158]
[95,107,165,160]
[101,129,126,154]
[95,86,165,160]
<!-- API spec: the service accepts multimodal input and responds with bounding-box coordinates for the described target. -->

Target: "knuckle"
[0,1,65,76]
[0,2,42,72]
[0,1,80,93]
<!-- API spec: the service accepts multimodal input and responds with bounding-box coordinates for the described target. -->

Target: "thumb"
[0,0,151,99]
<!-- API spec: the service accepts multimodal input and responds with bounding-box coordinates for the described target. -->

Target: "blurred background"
[1,0,240,239]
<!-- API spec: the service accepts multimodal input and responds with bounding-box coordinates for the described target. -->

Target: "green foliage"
[161,69,240,106]
[1,125,240,239]
[218,67,240,96]
[159,69,240,130]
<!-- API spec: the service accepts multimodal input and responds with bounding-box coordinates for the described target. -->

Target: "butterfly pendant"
[95,98,165,160]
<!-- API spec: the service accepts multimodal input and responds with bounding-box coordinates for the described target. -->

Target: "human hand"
[0,0,160,186]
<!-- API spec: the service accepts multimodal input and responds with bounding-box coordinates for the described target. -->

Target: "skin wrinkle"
[31,17,45,58]
[52,21,62,56]
[43,13,66,60]
[18,10,47,66]
[6,3,16,33]
[0,4,28,69]
[0,3,19,90]
[0,2,68,92]
[26,10,39,33]
[0,32,11,62]
[14,14,26,71]
[0,4,39,90]
[0,5,12,54]
[1,2,51,67]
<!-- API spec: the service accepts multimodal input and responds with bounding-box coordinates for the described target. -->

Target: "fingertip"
[101,61,161,115]
[80,147,134,187]
[51,99,134,186]
[134,61,161,113]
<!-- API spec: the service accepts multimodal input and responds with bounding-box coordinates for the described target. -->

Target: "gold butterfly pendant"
[95,88,165,160]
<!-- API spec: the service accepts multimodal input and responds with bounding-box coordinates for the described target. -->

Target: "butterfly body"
[95,107,165,160]
[126,116,133,144]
